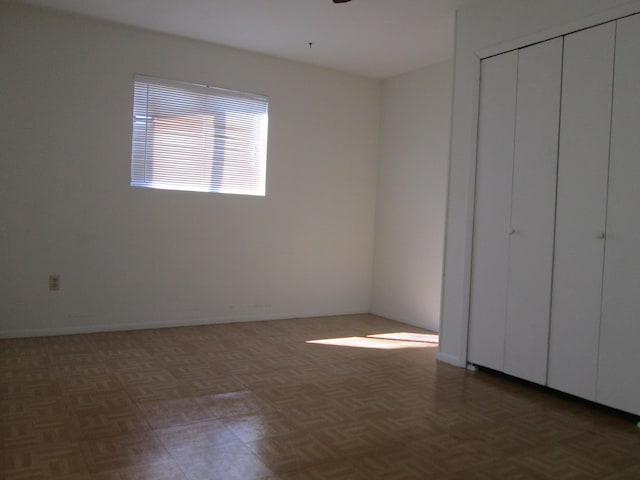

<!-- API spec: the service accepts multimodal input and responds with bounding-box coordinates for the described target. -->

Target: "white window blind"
[131,74,268,196]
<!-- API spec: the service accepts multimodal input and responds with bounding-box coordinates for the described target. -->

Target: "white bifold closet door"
[468,38,562,384]
[548,22,615,401]
[598,13,640,416]
[504,37,563,385]
[467,51,518,372]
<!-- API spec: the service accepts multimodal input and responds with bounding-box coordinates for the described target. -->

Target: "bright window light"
[131,75,269,196]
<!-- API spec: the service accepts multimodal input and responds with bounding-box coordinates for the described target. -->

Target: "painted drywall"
[372,61,452,332]
[0,4,380,336]
[439,0,640,366]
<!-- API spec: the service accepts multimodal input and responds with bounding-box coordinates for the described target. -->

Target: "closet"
[468,13,640,416]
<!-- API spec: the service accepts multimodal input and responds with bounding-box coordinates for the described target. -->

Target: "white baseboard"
[436,351,466,367]
[0,309,367,338]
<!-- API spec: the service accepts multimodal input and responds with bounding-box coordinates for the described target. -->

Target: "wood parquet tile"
[2,314,640,479]
[221,412,297,444]
[72,409,151,440]
[2,442,90,479]
[137,398,213,430]
[90,461,189,480]
[154,419,243,455]
[173,443,276,480]
[79,431,173,474]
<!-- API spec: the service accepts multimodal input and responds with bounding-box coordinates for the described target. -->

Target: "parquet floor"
[1,314,639,479]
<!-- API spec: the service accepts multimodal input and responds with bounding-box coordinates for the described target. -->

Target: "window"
[131,75,269,196]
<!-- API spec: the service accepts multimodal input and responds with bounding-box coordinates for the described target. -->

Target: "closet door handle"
[509,228,517,235]
[597,231,606,239]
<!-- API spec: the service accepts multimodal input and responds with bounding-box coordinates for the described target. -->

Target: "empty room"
[1,0,639,479]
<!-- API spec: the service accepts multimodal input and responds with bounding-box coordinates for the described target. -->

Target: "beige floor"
[1,314,639,479]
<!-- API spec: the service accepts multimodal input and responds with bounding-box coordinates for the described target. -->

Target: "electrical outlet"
[49,274,60,291]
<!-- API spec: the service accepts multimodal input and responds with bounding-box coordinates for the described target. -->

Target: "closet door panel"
[598,13,640,416]
[504,38,563,385]
[468,52,518,370]
[548,23,615,400]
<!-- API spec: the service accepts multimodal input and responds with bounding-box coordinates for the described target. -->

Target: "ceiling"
[11,0,484,78]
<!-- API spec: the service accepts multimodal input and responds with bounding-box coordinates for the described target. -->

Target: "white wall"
[439,0,640,366]
[0,4,381,336]
[372,61,452,332]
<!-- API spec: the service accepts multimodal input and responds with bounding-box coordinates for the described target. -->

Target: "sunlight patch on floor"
[306,332,439,350]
